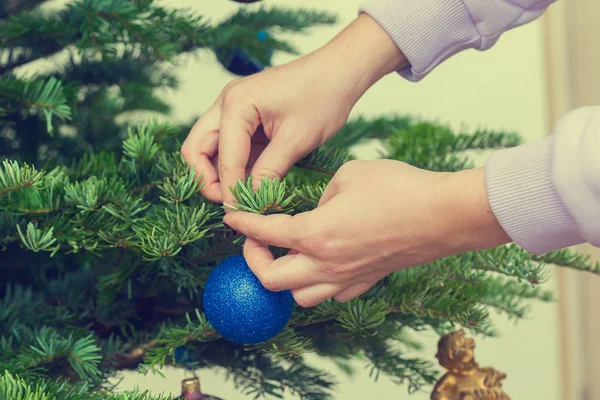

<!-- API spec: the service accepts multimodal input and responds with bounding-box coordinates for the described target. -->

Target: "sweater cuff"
[485,137,584,254]
[360,0,481,82]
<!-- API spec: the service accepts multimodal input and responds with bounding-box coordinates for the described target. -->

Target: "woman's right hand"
[181,13,408,205]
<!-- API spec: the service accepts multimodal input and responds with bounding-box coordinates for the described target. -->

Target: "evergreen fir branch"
[9,171,65,215]
[156,151,189,177]
[16,328,102,381]
[296,146,351,176]
[221,358,335,400]
[0,76,71,135]
[364,344,438,395]
[64,176,110,213]
[0,211,22,247]
[118,83,172,115]
[187,230,241,266]
[246,328,314,359]
[75,0,211,61]
[452,127,521,150]
[384,122,521,171]
[157,168,202,204]
[335,299,388,337]
[140,310,216,370]
[0,12,71,72]
[438,245,549,284]
[221,7,337,32]
[0,284,47,335]
[59,53,178,89]
[16,223,59,254]
[0,370,173,400]
[142,4,213,55]
[293,183,326,207]
[0,160,43,196]
[21,77,71,134]
[270,362,336,400]
[533,248,600,275]
[122,125,161,162]
[328,115,414,148]
[69,152,120,180]
[135,204,216,260]
[227,176,298,214]
[470,276,553,321]
[0,0,48,19]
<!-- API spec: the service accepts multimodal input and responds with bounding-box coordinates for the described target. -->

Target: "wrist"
[313,13,408,104]
[440,167,512,253]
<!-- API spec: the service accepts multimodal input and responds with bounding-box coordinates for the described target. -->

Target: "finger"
[212,144,268,178]
[243,237,275,279]
[333,280,376,303]
[181,106,222,202]
[249,129,311,189]
[292,283,344,308]
[218,102,260,207]
[193,131,221,202]
[224,212,305,249]
[318,178,340,207]
[243,241,324,291]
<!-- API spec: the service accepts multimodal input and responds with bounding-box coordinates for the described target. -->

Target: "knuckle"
[180,143,192,159]
[222,80,238,94]
[221,84,246,108]
[319,262,346,280]
[296,230,322,253]
[256,168,282,181]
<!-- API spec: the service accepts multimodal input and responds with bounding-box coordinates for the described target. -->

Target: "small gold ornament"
[174,376,224,400]
[431,330,510,400]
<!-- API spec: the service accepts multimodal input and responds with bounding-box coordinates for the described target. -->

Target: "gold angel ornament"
[431,330,510,400]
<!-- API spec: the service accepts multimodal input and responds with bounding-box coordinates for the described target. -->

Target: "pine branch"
[0,0,49,18]
[296,146,351,176]
[0,160,43,196]
[227,176,298,214]
[0,76,71,134]
[221,7,337,31]
[328,115,414,148]
[364,343,438,395]
[384,122,521,171]
[0,370,173,400]
[246,328,314,359]
[533,249,600,275]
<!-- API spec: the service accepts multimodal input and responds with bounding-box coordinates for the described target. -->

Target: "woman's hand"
[224,160,511,307]
[181,13,407,206]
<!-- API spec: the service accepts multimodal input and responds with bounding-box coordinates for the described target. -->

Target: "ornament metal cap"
[182,377,201,393]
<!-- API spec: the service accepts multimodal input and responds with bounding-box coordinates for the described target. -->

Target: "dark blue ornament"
[216,31,272,77]
[203,255,294,344]
[174,346,188,364]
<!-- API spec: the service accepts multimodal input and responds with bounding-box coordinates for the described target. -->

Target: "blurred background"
[30,0,600,398]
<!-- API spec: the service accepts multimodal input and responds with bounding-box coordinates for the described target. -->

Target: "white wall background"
[115,1,562,399]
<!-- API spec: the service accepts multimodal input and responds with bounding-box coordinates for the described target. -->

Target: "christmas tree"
[1,0,599,399]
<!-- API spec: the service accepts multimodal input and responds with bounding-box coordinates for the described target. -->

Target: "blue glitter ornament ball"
[203,255,294,344]
[216,31,272,77]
